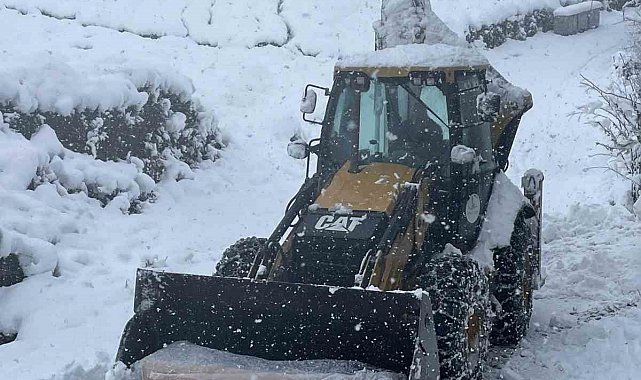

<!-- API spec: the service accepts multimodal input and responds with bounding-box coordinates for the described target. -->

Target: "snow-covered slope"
[0,0,591,51]
[0,2,636,380]
[484,15,629,213]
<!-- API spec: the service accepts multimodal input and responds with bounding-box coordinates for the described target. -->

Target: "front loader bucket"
[117,269,440,379]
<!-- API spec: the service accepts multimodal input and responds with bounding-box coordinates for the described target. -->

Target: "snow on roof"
[553,1,603,17]
[335,43,489,71]
[0,60,195,116]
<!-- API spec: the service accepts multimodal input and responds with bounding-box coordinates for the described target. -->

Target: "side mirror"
[300,89,317,114]
[301,84,330,125]
[287,138,310,160]
[478,92,501,122]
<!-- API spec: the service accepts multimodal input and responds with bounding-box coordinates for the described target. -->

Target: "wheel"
[490,212,534,346]
[214,237,266,277]
[420,252,491,380]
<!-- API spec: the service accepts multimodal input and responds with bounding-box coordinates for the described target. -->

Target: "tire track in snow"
[487,204,641,379]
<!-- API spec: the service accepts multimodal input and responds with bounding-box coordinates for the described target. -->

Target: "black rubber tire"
[420,252,491,380]
[490,213,534,346]
[214,237,267,277]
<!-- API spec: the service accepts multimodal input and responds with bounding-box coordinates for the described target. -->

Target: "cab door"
[451,72,495,249]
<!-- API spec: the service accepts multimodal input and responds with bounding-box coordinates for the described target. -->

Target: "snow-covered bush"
[466,9,554,48]
[0,115,164,282]
[0,119,155,212]
[0,62,223,182]
[376,1,569,49]
[609,0,641,11]
[582,18,641,208]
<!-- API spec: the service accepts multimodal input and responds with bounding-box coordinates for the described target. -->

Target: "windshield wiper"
[399,83,449,129]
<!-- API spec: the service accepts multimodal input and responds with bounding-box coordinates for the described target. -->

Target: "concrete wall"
[554,4,602,36]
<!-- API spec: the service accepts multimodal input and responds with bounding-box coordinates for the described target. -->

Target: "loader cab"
[315,67,495,171]
[287,42,538,288]
[320,71,453,172]
[300,64,499,251]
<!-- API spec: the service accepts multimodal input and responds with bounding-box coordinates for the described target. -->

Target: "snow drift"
[0,116,157,278]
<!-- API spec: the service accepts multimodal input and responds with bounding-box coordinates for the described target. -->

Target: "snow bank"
[0,116,157,276]
[472,172,528,268]
[0,122,50,191]
[0,0,188,39]
[500,203,641,379]
[374,0,463,50]
[0,60,193,115]
[185,0,289,48]
[280,1,380,57]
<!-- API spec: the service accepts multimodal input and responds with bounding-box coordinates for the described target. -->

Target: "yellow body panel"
[315,161,416,215]
[335,65,488,80]
[370,176,433,291]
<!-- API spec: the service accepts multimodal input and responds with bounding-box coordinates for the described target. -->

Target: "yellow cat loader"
[116,44,544,380]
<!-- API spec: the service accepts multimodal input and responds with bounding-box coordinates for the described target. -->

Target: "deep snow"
[0,2,637,380]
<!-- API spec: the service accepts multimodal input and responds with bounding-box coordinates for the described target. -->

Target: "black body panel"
[284,211,388,286]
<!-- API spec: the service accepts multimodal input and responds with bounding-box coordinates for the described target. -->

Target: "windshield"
[327,77,450,169]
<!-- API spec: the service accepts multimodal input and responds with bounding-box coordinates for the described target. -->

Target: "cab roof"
[335,44,490,77]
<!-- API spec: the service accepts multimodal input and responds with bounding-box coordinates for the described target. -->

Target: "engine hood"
[315,161,416,215]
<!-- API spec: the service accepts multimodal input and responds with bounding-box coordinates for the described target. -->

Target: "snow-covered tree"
[583,11,641,209]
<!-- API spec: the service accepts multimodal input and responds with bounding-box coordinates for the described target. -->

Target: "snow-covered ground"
[488,204,641,380]
[0,2,638,380]
[0,0,591,47]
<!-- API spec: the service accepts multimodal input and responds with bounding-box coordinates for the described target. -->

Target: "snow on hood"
[336,43,489,70]
[0,60,195,115]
